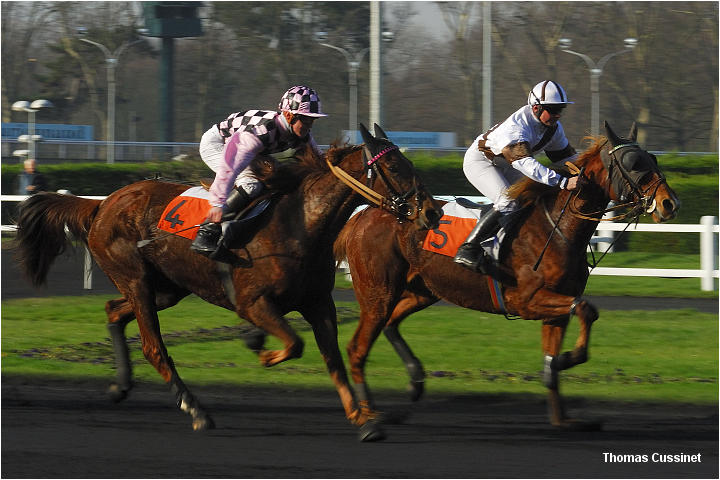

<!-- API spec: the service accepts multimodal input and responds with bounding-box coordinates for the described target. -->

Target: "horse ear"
[627,122,638,142]
[359,123,375,146]
[604,121,622,146]
[373,123,389,140]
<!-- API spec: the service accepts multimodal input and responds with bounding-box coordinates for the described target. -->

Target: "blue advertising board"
[343,130,456,148]
[2,123,94,141]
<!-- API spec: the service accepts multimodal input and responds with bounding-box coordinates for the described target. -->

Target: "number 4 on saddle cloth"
[422,198,509,263]
[157,186,271,247]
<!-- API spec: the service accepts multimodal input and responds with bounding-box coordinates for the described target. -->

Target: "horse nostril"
[663,198,678,217]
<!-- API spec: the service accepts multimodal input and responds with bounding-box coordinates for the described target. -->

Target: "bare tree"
[437,1,479,144]
[1,1,57,121]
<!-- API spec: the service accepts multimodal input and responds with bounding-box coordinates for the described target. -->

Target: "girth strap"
[217,263,237,308]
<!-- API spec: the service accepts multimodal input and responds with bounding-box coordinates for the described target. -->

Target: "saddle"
[422,198,526,263]
[157,185,274,251]
[219,194,273,250]
[197,179,275,250]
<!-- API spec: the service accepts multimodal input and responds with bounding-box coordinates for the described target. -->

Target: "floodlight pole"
[79,36,143,164]
[558,38,638,137]
[319,42,369,143]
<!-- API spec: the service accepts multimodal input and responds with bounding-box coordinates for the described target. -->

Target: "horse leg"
[116,278,213,431]
[239,324,267,353]
[243,297,304,367]
[535,296,600,429]
[105,297,135,402]
[105,287,191,403]
[383,293,437,403]
[346,306,387,418]
[540,318,569,425]
[301,298,386,443]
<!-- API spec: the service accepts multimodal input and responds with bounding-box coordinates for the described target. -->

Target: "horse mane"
[506,136,606,207]
[257,142,362,193]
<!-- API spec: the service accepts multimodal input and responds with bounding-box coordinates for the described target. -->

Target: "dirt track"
[2,376,717,479]
[2,248,718,478]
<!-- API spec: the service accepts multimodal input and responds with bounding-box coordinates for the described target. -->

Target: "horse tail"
[14,192,102,287]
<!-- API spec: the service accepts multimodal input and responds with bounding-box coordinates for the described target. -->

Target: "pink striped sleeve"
[208,130,263,206]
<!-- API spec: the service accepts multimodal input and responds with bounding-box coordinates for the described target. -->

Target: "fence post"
[595,201,615,252]
[700,215,718,291]
[83,246,93,290]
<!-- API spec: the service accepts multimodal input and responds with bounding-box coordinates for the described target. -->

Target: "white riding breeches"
[463,136,525,214]
[199,127,264,197]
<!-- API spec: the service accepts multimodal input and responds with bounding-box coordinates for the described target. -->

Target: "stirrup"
[190,224,221,255]
[454,244,490,274]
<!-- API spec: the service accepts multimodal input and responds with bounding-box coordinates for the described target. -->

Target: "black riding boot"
[453,208,503,273]
[191,189,250,256]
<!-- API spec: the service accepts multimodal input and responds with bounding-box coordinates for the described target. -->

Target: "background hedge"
[2,152,716,254]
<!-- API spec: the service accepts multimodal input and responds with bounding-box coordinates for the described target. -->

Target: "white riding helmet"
[527,80,574,106]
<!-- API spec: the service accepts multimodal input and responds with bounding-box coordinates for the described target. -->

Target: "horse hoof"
[192,416,216,431]
[358,420,386,442]
[553,418,603,432]
[107,382,130,403]
[408,381,424,402]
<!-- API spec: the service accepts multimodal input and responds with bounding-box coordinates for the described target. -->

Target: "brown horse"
[13,124,442,441]
[334,121,680,430]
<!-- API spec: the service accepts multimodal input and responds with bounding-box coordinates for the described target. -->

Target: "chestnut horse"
[14,124,442,441]
[334,122,680,430]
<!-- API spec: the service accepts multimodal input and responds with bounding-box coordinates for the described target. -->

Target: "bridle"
[325,143,425,221]
[567,141,667,223]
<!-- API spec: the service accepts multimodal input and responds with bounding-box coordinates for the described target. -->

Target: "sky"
[386,1,453,40]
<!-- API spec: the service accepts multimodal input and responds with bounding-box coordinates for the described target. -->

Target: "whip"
[136,222,209,248]
[533,166,584,271]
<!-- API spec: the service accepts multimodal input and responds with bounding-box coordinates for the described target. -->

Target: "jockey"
[191,85,328,256]
[454,80,583,273]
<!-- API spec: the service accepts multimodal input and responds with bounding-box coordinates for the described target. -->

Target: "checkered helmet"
[527,80,574,106]
[278,85,328,117]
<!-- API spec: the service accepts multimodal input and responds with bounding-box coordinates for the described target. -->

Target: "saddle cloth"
[422,199,506,261]
[157,187,210,240]
[157,186,273,246]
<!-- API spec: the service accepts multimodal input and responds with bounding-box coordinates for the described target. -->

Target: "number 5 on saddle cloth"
[422,198,513,263]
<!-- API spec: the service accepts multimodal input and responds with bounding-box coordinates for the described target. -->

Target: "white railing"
[2,194,718,291]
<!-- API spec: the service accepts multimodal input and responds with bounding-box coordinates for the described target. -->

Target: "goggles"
[543,105,566,115]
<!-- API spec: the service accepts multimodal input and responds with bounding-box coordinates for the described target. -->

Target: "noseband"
[326,145,423,221]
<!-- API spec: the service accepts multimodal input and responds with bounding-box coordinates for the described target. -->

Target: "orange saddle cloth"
[157,187,211,240]
[422,200,485,257]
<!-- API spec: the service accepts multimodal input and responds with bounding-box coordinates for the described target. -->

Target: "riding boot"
[191,188,251,256]
[221,188,251,221]
[453,208,503,273]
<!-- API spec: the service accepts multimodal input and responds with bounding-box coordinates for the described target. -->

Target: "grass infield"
[2,293,716,405]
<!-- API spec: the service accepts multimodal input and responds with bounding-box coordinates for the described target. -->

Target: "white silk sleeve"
[511,156,568,189]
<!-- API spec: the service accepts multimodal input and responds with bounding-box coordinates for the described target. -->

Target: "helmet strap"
[282,110,299,125]
[532,104,544,120]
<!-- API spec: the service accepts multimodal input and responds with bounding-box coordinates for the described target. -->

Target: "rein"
[542,143,667,270]
[325,145,420,220]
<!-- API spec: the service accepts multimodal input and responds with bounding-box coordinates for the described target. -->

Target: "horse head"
[355,123,442,229]
[594,121,680,223]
